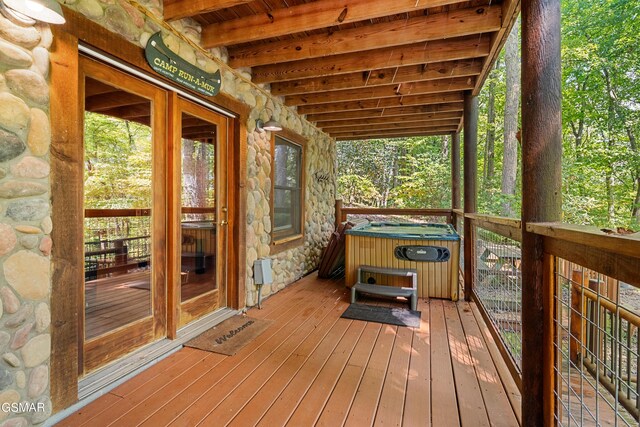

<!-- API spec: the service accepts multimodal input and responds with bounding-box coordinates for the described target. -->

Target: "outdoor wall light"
[256,108,282,133]
[0,0,66,25]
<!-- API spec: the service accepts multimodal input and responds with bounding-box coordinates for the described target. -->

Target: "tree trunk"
[626,127,640,223]
[484,61,498,185]
[501,20,521,217]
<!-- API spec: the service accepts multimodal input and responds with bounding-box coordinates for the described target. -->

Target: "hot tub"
[345,222,460,300]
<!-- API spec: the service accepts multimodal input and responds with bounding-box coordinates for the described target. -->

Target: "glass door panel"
[80,57,167,374]
[180,113,217,301]
[173,98,228,328]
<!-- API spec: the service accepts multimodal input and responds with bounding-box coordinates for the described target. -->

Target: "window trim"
[270,128,306,253]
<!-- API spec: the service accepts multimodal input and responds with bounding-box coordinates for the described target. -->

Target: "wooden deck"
[60,273,521,426]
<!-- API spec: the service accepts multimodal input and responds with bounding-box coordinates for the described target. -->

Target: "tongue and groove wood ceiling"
[113,0,520,141]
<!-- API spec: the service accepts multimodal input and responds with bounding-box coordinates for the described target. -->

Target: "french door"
[80,56,167,374]
[170,96,229,329]
[80,59,230,375]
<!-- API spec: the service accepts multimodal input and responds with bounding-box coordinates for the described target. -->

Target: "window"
[271,133,305,248]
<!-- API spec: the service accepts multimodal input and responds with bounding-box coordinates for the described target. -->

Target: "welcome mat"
[184,315,273,356]
[341,304,421,328]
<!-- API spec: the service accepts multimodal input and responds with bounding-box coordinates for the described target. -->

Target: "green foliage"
[84,112,153,209]
[337,0,640,229]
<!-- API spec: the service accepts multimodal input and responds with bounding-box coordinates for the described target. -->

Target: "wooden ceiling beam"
[333,127,455,140]
[271,59,483,96]
[298,93,464,115]
[252,35,491,83]
[287,77,474,107]
[321,119,461,133]
[228,5,501,67]
[305,103,464,122]
[164,0,253,21]
[319,113,462,129]
[201,0,464,48]
[85,93,148,112]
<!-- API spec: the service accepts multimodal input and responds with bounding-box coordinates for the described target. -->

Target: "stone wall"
[0,0,335,423]
[0,16,54,426]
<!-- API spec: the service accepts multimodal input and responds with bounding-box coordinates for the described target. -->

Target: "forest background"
[336,0,640,229]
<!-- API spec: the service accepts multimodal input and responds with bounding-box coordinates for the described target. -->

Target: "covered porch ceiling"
[161,0,519,140]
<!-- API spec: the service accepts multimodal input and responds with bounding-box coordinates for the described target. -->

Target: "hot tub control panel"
[394,245,450,262]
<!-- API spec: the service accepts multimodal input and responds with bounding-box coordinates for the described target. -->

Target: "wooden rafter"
[201,0,464,48]
[296,92,464,115]
[304,103,465,123]
[320,119,462,133]
[251,35,491,84]
[228,5,502,67]
[334,129,454,140]
[286,77,475,106]
[319,113,462,129]
[164,0,253,21]
[85,92,148,112]
[271,60,483,96]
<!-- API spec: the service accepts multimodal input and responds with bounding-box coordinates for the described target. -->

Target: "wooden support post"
[335,199,343,230]
[452,131,461,211]
[521,0,562,424]
[463,92,478,302]
[570,270,584,364]
[451,131,461,230]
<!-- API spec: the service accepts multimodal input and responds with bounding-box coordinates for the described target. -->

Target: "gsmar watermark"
[1,402,46,413]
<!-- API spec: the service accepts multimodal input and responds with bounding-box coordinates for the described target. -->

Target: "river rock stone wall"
[0,16,53,426]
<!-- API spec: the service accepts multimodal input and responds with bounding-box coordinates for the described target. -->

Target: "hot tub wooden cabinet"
[345,222,460,301]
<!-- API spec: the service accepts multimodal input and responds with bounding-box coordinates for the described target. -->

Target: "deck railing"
[335,201,640,425]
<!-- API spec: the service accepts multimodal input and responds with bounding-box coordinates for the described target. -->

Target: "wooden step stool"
[351,265,418,311]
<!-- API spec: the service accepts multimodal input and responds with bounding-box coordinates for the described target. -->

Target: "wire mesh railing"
[84,215,151,279]
[473,226,523,370]
[554,261,639,426]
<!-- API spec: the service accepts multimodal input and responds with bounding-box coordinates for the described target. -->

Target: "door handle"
[220,220,228,226]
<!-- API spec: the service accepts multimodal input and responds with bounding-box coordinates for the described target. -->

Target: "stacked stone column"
[0,15,53,426]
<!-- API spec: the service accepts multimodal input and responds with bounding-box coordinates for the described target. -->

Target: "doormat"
[341,304,421,328]
[184,315,273,356]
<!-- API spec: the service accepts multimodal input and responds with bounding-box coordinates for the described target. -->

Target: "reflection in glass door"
[180,113,217,300]
[80,57,166,374]
[173,97,228,328]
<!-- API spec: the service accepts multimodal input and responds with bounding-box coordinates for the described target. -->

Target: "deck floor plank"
[430,300,460,427]
[228,307,351,426]
[402,298,431,427]
[58,274,521,427]
[281,321,367,426]
[314,321,382,427]
[140,282,342,426]
[458,302,520,427]
[197,299,350,426]
[443,301,491,427]
[344,324,398,427]
[374,324,413,427]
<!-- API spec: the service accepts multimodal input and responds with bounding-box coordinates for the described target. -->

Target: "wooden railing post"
[521,0,562,424]
[570,270,584,364]
[463,92,478,302]
[335,199,343,229]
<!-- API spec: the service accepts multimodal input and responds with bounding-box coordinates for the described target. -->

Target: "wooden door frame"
[50,9,248,412]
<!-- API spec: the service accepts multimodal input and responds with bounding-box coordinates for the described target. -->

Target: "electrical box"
[254,258,273,285]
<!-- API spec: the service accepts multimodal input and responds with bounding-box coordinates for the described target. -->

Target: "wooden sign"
[145,32,221,97]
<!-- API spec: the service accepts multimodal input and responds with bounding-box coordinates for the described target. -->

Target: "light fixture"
[0,0,66,25]
[256,108,282,133]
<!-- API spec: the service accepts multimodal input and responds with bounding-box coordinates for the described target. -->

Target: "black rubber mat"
[340,303,421,328]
